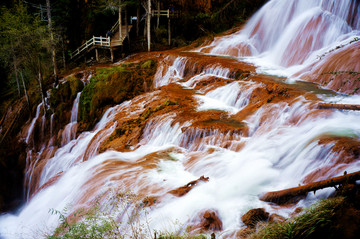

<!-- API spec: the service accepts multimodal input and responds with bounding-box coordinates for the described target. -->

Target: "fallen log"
[318,103,360,111]
[260,171,360,205]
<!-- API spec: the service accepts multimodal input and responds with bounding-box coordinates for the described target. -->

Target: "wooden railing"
[70,36,110,59]
[110,20,119,34]
[151,9,180,18]
[70,20,132,60]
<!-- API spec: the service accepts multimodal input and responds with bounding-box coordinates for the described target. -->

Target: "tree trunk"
[46,0,58,80]
[136,7,140,37]
[147,0,151,52]
[119,0,122,41]
[260,171,360,205]
[61,35,66,69]
[37,61,46,115]
[20,71,31,114]
[168,18,171,45]
[14,64,21,97]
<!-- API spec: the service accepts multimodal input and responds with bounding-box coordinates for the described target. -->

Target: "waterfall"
[61,92,81,146]
[197,0,360,76]
[1,1,360,238]
[25,103,42,145]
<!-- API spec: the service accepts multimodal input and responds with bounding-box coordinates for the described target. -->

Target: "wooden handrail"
[151,9,180,18]
[70,36,110,59]
[70,21,133,60]
[110,20,119,34]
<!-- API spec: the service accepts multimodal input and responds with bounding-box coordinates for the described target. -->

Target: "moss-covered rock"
[78,60,157,132]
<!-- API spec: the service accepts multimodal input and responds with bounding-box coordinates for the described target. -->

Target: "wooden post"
[95,48,99,62]
[147,0,151,52]
[125,6,129,44]
[136,7,140,37]
[168,18,171,46]
[110,48,114,62]
[157,1,160,28]
[119,0,122,42]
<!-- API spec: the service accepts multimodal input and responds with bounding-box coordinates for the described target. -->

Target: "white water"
[25,103,43,145]
[39,106,118,188]
[1,0,360,238]
[2,88,360,238]
[61,92,81,146]
[197,0,360,77]
[196,81,260,113]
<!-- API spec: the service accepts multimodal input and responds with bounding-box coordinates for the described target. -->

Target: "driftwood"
[318,103,360,111]
[168,176,209,197]
[260,171,360,205]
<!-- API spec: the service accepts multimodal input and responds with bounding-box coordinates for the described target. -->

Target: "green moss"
[78,60,158,131]
[141,59,155,69]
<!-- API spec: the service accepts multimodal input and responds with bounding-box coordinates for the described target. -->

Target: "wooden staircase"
[70,20,132,61]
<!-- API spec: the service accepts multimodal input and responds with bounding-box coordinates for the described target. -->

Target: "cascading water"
[197,0,360,77]
[1,0,360,238]
[61,92,81,146]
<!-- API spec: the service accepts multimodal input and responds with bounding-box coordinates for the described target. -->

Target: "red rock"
[201,210,223,231]
[187,209,223,233]
[241,208,269,228]
[269,213,285,223]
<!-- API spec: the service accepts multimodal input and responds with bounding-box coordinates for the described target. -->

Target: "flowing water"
[197,0,360,77]
[1,0,360,238]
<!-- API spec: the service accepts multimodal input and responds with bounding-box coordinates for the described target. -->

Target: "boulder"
[187,209,223,233]
[201,210,223,231]
[241,208,269,228]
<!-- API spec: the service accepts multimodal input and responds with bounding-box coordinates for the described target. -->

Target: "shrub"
[250,197,345,239]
